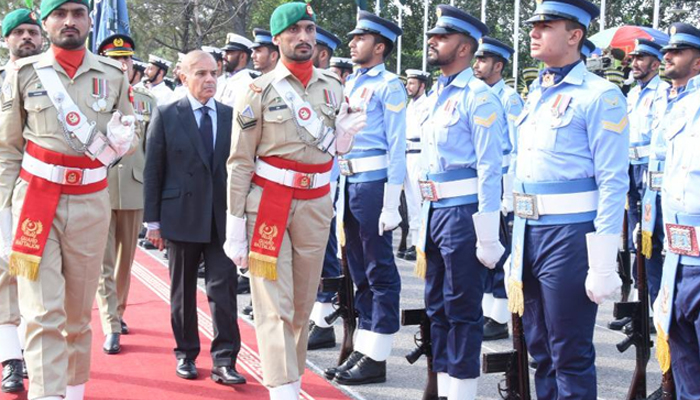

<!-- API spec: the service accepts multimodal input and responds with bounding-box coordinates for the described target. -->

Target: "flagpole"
[376,0,380,15]
[653,0,660,29]
[422,0,429,71]
[513,0,520,89]
[397,2,403,74]
[481,0,487,22]
[600,0,606,31]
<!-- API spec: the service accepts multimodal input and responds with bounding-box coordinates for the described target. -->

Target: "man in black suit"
[143,50,245,385]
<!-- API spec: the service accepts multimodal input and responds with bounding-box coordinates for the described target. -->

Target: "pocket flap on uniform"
[23,95,53,113]
[132,167,143,183]
[161,188,180,199]
[263,107,293,124]
[550,109,574,129]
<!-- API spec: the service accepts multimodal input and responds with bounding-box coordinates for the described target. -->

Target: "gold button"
[277,115,282,121]
[118,164,123,168]
[35,105,40,111]
[70,80,74,85]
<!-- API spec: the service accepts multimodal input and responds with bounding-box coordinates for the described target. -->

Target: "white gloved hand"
[107,111,136,157]
[585,232,622,304]
[223,214,248,269]
[335,102,367,155]
[378,183,403,236]
[0,208,13,263]
[501,173,514,216]
[632,222,641,249]
[473,211,506,269]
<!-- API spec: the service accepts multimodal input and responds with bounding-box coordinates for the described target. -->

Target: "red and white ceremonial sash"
[9,142,107,281]
[249,156,332,280]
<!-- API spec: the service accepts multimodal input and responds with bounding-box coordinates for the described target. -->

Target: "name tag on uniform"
[269,104,288,112]
[28,90,48,97]
[666,223,700,256]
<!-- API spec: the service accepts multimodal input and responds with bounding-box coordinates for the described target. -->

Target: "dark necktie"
[199,106,214,165]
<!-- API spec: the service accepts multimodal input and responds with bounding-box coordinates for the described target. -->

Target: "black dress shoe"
[120,319,129,335]
[1,359,25,393]
[237,275,250,294]
[308,325,335,350]
[103,333,121,354]
[403,246,417,261]
[176,359,198,380]
[483,319,509,341]
[211,366,246,385]
[324,351,364,380]
[197,261,206,279]
[396,249,406,259]
[608,316,632,331]
[334,355,386,385]
[139,239,157,250]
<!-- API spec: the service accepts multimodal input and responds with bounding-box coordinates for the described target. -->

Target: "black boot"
[308,325,335,350]
[103,333,121,354]
[403,246,417,261]
[324,351,364,380]
[1,359,24,393]
[608,316,632,331]
[120,319,130,335]
[237,275,250,294]
[242,301,254,320]
[483,319,509,341]
[334,355,386,385]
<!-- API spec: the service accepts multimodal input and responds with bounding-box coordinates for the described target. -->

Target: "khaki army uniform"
[96,86,155,335]
[227,61,343,387]
[0,50,135,399]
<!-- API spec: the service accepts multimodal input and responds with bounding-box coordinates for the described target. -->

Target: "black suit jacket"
[144,96,232,245]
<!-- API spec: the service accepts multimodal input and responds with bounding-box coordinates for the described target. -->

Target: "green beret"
[40,0,90,21]
[2,8,40,37]
[270,2,316,36]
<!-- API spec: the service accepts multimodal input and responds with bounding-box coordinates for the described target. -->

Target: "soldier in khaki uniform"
[0,1,137,399]
[224,3,364,399]
[96,34,156,355]
[0,8,43,394]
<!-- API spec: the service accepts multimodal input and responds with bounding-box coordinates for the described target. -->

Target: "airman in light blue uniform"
[508,1,629,398]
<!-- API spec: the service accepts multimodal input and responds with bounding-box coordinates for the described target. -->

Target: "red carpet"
[1,248,349,400]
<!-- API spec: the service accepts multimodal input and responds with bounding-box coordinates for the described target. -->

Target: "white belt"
[666,223,700,257]
[21,152,107,186]
[513,190,598,220]
[254,159,331,189]
[338,155,388,176]
[406,140,421,152]
[419,178,478,201]
[629,144,650,160]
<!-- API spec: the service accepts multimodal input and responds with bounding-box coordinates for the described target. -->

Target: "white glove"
[378,183,403,236]
[335,102,367,155]
[585,232,622,305]
[0,208,12,263]
[473,211,505,269]
[223,214,248,269]
[107,111,136,157]
[501,173,514,216]
[632,222,640,249]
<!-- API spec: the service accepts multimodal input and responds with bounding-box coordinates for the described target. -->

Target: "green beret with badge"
[270,1,316,36]
[2,8,40,37]
[40,0,90,20]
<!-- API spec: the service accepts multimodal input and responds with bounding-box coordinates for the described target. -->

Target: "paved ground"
[146,230,662,400]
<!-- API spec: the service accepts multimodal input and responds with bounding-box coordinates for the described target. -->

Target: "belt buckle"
[338,159,354,176]
[292,172,315,189]
[628,147,639,160]
[61,167,84,186]
[514,193,539,220]
[419,180,439,202]
[665,223,700,256]
[649,171,663,192]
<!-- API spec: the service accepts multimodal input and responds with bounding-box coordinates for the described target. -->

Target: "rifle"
[619,209,633,302]
[320,242,356,366]
[482,312,531,400]
[401,309,439,400]
[613,202,653,399]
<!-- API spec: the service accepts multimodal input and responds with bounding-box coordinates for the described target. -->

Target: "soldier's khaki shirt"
[108,86,156,210]
[0,50,136,210]
[227,61,344,217]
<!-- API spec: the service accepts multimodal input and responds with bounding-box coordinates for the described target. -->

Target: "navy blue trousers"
[317,217,341,303]
[425,203,486,379]
[485,212,512,299]
[669,264,700,400]
[629,164,664,304]
[344,180,401,334]
[522,222,598,400]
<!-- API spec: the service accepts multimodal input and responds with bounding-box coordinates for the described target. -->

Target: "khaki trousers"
[12,180,110,399]
[0,266,20,327]
[97,209,143,334]
[246,185,333,388]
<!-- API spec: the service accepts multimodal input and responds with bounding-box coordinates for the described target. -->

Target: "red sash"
[9,142,107,281]
[249,156,332,280]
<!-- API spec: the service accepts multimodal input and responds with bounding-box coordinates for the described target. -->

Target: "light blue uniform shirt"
[512,62,629,235]
[344,64,407,185]
[649,78,698,168]
[419,68,505,213]
[491,79,523,159]
[661,75,700,218]
[627,74,669,165]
